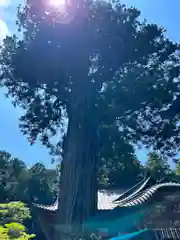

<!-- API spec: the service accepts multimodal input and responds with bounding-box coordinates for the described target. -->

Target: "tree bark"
[54,84,99,239]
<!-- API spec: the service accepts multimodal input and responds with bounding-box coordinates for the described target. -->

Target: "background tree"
[1,0,180,235]
[0,151,28,202]
[99,139,144,188]
[146,152,171,180]
[0,150,57,240]
[0,150,57,204]
[175,162,180,176]
[170,161,180,182]
[28,163,57,204]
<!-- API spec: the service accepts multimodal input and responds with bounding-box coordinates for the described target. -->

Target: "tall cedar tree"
[0,0,180,237]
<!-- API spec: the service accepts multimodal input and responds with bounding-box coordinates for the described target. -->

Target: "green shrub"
[0,202,35,240]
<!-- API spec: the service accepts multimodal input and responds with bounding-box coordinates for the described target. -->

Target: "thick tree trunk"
[54,86,99,239]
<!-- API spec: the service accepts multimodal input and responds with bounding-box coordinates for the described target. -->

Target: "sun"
[49,0,66,7]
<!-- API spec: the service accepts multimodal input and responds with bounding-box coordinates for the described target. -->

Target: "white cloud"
[0,0,9,6]
[0,19,8,43]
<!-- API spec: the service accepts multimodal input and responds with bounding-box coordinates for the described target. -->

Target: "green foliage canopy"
[0,1,180,158]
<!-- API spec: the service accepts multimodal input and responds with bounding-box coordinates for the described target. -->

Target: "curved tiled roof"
[32,175,180,212]
[113,176,153,205]
[32,177,180,240]
[113,176,151,203]
[32,174,153,211]
[117,182,180,207]
[153,228,180,239]
[33,198,59,211]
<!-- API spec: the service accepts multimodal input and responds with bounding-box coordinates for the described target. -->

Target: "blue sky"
[0,0,179,167]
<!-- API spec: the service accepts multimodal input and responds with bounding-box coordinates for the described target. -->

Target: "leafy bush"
[0,201,35,240]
